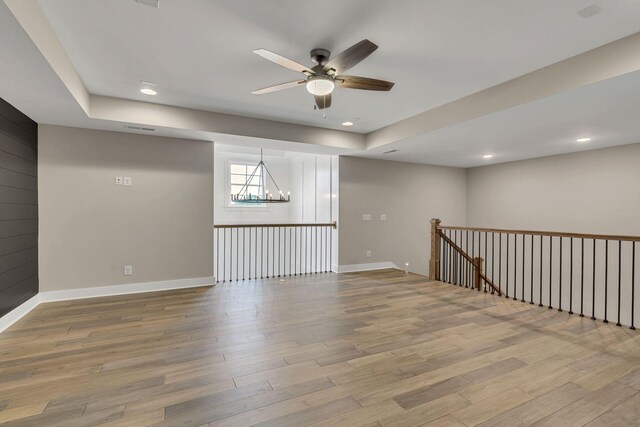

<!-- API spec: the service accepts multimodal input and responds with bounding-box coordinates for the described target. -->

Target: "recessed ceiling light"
[482,154,493,159]
[139,80,157,95]
[576,137,592,143]
[342,121,354,127]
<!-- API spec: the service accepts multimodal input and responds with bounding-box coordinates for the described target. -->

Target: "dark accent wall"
[0,97,38,317]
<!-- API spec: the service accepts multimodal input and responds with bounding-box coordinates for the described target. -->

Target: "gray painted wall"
[467,143,640,235]
[38,125,213,291]
[338,156,467,275]
[0,97,38,316]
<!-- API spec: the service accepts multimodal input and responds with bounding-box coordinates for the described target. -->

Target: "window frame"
[226,160,267,208]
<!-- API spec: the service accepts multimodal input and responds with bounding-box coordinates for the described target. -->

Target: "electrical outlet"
[362,214,372,221]
[366,250,372,258]
[123,265,133,276]
[380,214,387,221]
[123,176,132,186]
[115,176,123,186]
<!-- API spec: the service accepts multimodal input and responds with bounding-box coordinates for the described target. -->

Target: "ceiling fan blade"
[314,94,332,110]
[252,80,306,95]
[336,75,394,91]
[323,39,378,75]
[253,49,314,75]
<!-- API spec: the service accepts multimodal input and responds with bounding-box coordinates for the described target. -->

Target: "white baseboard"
[40,276,214,302]
[0,294,41,333]
[0,276,213,333]
[336,262,399,273]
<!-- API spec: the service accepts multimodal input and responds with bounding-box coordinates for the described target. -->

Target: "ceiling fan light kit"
[252,39,394,109]
[306,76,335,96]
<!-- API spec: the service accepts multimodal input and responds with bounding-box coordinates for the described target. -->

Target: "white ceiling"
[37,0,640,133]
[2,0,640,167]
[359,69,640,167]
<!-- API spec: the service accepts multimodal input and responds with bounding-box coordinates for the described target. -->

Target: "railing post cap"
[431,218,441,224]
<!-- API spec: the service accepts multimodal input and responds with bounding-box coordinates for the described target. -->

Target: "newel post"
[474,257,484,291]
[429,218,441,280]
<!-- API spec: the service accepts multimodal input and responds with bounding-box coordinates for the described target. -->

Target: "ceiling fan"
[251,39,394,110]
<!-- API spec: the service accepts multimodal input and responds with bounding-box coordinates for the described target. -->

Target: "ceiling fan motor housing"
[310,48,331,66]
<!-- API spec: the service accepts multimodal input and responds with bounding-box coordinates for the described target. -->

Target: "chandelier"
[231,149,290,204]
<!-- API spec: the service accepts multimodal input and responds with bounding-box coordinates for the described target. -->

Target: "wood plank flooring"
[1,269,640,426]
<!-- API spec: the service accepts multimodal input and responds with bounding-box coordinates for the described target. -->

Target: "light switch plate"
[123,265,133,276]
[123,176,132,186]
[380,214,387,221]
[362,214,372,221]
[115,176,123,186]
[366,250,372,258]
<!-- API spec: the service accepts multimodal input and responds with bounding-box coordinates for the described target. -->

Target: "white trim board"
[336,262,399,273]
[40,276,213,302]
[0,294,40,334]
[0,276,213,333]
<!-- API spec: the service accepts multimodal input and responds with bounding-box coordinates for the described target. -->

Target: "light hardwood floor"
[1,269,640,426]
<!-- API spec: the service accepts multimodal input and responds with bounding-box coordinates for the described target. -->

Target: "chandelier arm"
[262,162,283,195]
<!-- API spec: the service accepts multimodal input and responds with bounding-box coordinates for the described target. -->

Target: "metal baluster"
[591,239,596,320]
[616,240,622,326]
[549,236,553,309]
[521,233,526,302]
[447,230,456,285]
[604,240,609,323]
[506,233,510,299]
[236,228,239,281]
[492,232,495,293]
[529,234,534,304]
[484,232,488,293]
[513,233,517,301]
[558,237,563,312]
[631,242,636,330]
[539,235,543,307]
[569,238,574,314]
[580,238,584,317]
[499,233,502,295]
[466,230,470,287]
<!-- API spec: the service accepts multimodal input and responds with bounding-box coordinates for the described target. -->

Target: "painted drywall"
[38,125,213,291]
[0,96,38,317]
[338,156,467,275]
[466,143,640,235]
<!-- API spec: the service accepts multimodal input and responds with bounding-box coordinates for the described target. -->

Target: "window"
[229,162,264,205]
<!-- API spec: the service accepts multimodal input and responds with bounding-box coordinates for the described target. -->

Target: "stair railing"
[429,218,640,329]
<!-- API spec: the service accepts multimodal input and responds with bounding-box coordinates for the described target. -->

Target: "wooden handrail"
[439,230,501,295]
[439,225,640,242]
[214,221,337,229]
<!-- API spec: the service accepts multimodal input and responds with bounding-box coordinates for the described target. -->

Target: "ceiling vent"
[383,149,398,154]
[577,4,602,18]
[124,125,156,132]
[135,0,159,8]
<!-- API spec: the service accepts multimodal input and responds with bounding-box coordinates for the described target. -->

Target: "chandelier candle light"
[231,149,291,204]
